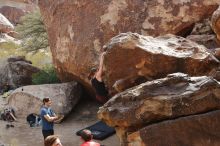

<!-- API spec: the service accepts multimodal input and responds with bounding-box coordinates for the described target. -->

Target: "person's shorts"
[42,129,54,139]
[96,95,108,104]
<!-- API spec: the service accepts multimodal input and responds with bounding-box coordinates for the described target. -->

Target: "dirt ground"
[0,97,120,146]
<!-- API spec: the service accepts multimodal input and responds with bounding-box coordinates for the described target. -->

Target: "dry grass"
[0,41,52,68]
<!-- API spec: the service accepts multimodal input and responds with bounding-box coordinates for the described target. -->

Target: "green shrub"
[16,10,49,53]
[32,64,60,84]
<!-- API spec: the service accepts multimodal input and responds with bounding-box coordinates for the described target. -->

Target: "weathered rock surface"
[0,0,38,17]
[0,56,40,89]
[191,18,214,35]
[212,5,220,41]
[0,0,38,7]
[0,13,14,33]
[186,19,219,49]
[6,30,19,38]
[7,81,82,117]
[211,70,220,81]
[11,0,37,4]
[214,48,220,59]
[38,0,220,95]
[127,110,220,146]
[186,34,219,49]
[98,73,220,144]
[0,6,25,25]
[0,33,20,44]
[103,33,219,94]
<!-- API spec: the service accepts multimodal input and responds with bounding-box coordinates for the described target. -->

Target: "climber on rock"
[88,52,109,104]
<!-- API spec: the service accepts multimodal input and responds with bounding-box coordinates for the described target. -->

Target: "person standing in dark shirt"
[40,97,59,139]
[89,52,109,104]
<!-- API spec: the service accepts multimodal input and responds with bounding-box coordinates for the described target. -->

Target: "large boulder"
[0,56,40,89]
[98,73,220,144]
[38,0,220,95]
[0,13,14,33]
[7,81,82,117]
[103,33,219,94]
[128,110,220,146]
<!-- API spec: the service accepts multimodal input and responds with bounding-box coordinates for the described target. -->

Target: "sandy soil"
[0,98,120,146]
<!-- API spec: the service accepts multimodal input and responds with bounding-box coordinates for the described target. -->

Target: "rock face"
[186,34,218,49]
[127,110,220,146]
[98,73,220,145]
[0,0,38,8]
[11,0,37,4]
[0,33,20,43]
[0,56,40,89]
[38,0,220,95]
[191,18,214,35]
[6,30,19,38]
[214,48,220,59]
[0,13,14,33]
[0,6,25,25]
[0,0,38,23]
[7,81,82,117]
[186,18,219,49]
[103,33,219,94]
[212,5,220,41]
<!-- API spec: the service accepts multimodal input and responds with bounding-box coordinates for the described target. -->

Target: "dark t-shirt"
[91,78,108,97]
